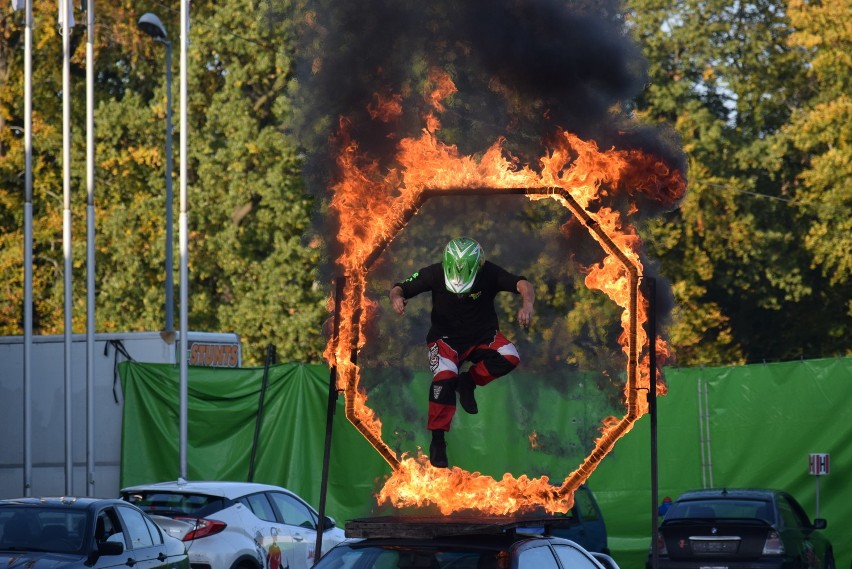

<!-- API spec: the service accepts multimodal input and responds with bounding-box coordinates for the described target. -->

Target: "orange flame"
[324,69,685,514]
[377,452,574,515]
[367,90,404,123]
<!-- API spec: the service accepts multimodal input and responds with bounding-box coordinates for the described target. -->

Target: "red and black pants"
[426,331,520,431]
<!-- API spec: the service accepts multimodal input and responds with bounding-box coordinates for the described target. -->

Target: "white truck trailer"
[0,331,241,499]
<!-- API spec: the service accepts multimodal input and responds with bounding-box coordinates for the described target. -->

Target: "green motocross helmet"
[443,237,484,294]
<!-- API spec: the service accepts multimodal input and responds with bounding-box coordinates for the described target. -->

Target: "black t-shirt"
[395,261,525,344]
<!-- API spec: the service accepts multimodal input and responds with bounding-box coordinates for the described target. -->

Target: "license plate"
[692,539,738,553]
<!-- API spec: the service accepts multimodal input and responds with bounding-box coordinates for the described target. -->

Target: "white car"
[120,480,345,569]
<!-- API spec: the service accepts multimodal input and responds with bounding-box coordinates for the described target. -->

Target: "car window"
[241,493,277,522]
[716,500,770,519]
[95,508,124,545]
[779,494,812,528]
[667,499,772,521]
[117,506,155,549]
[0,506,86,553]
[319,547,423,569]
[123,491,226,517]
[777,496,807,529]
[435,551,488,569]
[574,487,600,521]
[553,544,600,569]
[267,492,316,529]
[0,511,37,548]
[666,502,715,519]
[143,514,164,545]
[517,545,560,568]
[317,545,503,569]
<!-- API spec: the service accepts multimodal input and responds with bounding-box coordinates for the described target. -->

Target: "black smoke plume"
[285,0,686,228]
[282,0,685,363]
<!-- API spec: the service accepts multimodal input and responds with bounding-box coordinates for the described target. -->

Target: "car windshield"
[666,499,774,523]
[123,491,226,517]
[318,544,504,569]
[0,506,87,553]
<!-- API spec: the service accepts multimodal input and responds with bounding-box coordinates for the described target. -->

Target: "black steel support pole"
[647,277,659,569]
[248,344,275,482]
[315,276,346,564]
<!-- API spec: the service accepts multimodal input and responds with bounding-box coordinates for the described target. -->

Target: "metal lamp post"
[139,7,190,479]
[137,12,175,336]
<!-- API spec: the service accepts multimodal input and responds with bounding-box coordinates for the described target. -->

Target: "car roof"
[120,479,290,500]
[675,488,781,501]
[0,496,126,511]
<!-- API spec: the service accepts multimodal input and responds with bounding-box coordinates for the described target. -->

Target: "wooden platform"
[344,514,575,539]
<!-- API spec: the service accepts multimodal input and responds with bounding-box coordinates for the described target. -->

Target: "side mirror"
[98,540,124,556]
[323,515,337,530]
[812,518,827,530]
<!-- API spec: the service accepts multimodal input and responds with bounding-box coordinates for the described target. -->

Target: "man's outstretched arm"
[516,279,535,328]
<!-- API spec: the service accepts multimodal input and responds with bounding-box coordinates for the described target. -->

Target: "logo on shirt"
[432,385,443,400]
[403,271,420,283]
[469,291,482,300]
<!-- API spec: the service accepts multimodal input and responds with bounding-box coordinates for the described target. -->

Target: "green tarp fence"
[119,356,851,569]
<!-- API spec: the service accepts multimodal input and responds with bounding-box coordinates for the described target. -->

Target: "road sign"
[808,453,830,476]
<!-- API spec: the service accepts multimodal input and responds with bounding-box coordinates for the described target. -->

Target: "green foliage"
[627,0,850,364]
[182,0,325,363]
[1,0,848,368]
[782,0,852,289]
[0,0,324,364]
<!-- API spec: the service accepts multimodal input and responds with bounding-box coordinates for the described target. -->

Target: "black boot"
[429,430,448,468]
[457,372,478,414]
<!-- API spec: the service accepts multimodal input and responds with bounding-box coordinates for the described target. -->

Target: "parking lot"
[1,339,849,569]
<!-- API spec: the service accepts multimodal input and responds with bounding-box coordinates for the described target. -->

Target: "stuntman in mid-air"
[389,237,535,468]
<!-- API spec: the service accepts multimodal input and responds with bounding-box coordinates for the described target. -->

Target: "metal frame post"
[315,277,346,563]
[326,186,652,506]
[647,277,659,569]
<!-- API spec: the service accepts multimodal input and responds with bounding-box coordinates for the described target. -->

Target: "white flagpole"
[85,0,96,497]
[178,0,190,480]
[22,0,34,498]
[60,0,74,496]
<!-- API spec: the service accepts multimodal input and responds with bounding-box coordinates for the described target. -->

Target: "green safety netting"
[119,356,852,569]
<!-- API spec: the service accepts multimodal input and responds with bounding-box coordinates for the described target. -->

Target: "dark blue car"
[0,497,189,569]
[648,488,834,569]
[549,484,609,554]
[515,485,609,555]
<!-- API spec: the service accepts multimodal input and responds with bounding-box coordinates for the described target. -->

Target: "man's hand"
[517,304,534,328]
[389,285,407,315]
[516,279,535,329]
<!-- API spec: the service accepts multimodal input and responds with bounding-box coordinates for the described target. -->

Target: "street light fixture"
[137,12,175,337]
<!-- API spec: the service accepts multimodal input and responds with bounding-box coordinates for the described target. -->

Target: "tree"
[0,0,325,364]
[782,0,851,290]
[626,0,849,363]
[173,0,326,363]
[4,0,847,369]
